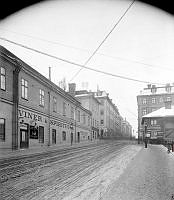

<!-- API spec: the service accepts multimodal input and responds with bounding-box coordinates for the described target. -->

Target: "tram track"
[0,141,131,200]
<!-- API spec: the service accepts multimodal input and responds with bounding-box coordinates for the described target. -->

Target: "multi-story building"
[94,90,122,138]
[121,118,132,139]
[71,88,100,140]
[142,100,174,144]
[137,84,174,142]
[0,45,92,150]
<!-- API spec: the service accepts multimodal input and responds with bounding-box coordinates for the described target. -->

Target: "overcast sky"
[0,0,174,137]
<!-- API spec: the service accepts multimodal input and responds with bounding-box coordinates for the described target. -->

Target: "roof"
[142,105,174,118]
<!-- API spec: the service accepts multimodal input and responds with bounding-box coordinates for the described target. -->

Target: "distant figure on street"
[167,143,171,153]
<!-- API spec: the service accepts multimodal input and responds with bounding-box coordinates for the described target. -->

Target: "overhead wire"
[0,36,166,86]
[69,0,136,82]
[1,28,173,72]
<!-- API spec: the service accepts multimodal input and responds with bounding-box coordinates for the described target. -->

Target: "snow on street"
[0,141,142,200]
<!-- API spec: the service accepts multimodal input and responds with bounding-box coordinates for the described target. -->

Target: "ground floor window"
[52,129,56,144]
[0,118,5,141]
[62,131,66,141]
[39,126,44,143]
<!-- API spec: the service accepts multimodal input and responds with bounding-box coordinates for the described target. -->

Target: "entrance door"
[71,132,73,145]
[77,132,80,143]
[52,129,56,144]
[20,129,29,148]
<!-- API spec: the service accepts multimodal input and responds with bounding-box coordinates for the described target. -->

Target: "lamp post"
[144,123,147,148]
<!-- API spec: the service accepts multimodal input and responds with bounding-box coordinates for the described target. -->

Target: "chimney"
[68,83,76,96]
[164,100,172,109]
[49,67,51,81]
[147,84,151,89]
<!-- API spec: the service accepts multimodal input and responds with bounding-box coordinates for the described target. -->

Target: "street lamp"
[144,122,148,148]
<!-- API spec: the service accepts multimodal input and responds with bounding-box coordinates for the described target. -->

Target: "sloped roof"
[143,105,174,118]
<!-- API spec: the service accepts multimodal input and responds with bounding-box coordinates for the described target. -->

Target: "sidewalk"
[101,144,174,200]
[0,139,101,160]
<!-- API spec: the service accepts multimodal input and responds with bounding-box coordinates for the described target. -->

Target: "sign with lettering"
[18,109,44,123]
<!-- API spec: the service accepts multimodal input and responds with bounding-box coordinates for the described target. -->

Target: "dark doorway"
[52,129,56,144]
[71,132,73,145]
[77,132,80,143]
[20,124,29,148]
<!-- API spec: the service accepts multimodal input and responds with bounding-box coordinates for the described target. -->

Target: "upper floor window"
[166,86,171,93]
[142,109,147,116]
[166,96,171,102]
[0,118,5,141]
[53,97,57,112]
[88,116,90,126]
[159,97,163,103]
[21,78,28,100]
[83,113,86,124]
[77,110,80,122]
[0,67,6,90]
[152,98,156,104]
[39,89,45,106]
[100,109,104,115]
[101,119,104,125]
[151,119,157,126]
[142,98,147,104]
[63,102,66,116]
[71,106,74,119]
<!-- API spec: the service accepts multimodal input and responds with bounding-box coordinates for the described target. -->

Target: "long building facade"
[137,84,174,142]
[0,45,92,150]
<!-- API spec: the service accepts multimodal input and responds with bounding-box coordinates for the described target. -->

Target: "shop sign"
[50,119,70,129]
[18,109,45,123]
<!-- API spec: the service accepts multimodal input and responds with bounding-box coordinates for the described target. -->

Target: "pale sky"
[0,0,174,137]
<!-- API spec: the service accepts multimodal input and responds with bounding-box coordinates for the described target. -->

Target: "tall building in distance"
[137,84,174,142]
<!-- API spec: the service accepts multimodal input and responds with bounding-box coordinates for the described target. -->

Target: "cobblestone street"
[102,144,174,200]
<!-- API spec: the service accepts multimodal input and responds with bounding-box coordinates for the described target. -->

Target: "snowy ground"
[0,141,142,200]
[61,145,142,200]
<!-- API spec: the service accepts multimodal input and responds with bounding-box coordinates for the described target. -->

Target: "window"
[152,98,156,104]
[21,78,28,99]
[88,116,90,126]
[0,118,5,141]
[77,110,80,122]
[39,89,45,106]
[100,110,104,115]
[166,86,171,93]
[142,109,147,116]
[151,120,157,126]
[101,119,104,125]
[63,102,66,116]
[159,97,163,103]
[0,67,6,90]
[71,106,74,119]
[52,129,56,144]
[83,113,86,124]
[38,126,44,143]
[142,98,147,104]
[53,97,57,112]
[166,96,171,102]
[62,131,66,141]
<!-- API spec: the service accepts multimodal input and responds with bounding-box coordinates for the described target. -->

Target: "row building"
[0,45,92,150]
[0,45,133,151]
[137,84,174,143]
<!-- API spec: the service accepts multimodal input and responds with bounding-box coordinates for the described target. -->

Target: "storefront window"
[62,131,66,141]
[30,125,38,139]
[39,126,44,143]
[52,129,56,144]
[0,118,5,141]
